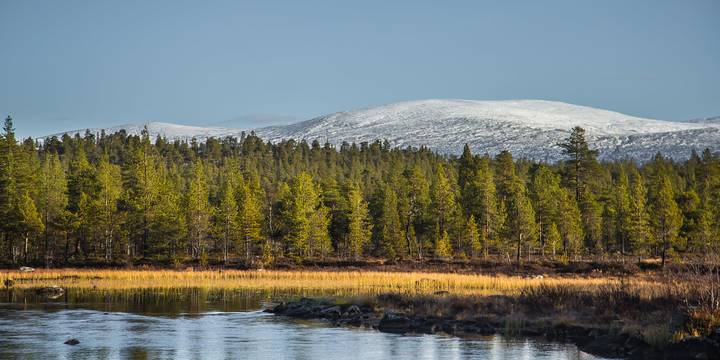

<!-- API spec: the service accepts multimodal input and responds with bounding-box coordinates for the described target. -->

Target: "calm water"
[0,288,605,360]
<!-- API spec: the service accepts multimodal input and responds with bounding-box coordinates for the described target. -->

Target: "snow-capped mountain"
[44,122,246,143]
[42,100,720,162]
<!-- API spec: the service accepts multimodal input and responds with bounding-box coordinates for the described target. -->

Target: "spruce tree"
[651,175,682,268]
[505,176,538,264]
[186,162,211,260]
[215,177,240,261]
[39,152,68,266]
[0,116,19,261]
[347,183,372,259]
[287,172,331,259]
[399,165,429,259]
[613,169,632,255]
[530,165,561,257]
[468,157,499,257]
[94,157,122,260]
[308,203,332,258]
[239,179,263,260]
[546,222,561,258]
[18,190,43,262]
[557,188,583,258]
[558,126,598,201]
[432,164,458,253]
[124,131,160,259]
[466,215,482,258]
[152,172,186,262]
[458,144,476,191]
[434,227,453,258]
[628,174,652,257]
[380,184,404,259]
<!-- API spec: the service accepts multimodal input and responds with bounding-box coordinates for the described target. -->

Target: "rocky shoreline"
[265,297,720,360]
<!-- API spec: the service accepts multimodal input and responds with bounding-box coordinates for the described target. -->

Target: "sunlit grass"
[1,268,659,297]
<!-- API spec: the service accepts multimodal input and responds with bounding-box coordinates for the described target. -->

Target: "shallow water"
[0,288,606,360]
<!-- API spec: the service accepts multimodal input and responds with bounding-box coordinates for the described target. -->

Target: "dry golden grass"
[1,268,657,297]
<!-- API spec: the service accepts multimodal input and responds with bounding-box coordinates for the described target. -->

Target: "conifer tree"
[18,190,43,262]
[308,204,332,258]
[558,127,604,255]
[186,162,211,260]
[494,150,516,201]
[215,177,240,261]
[347,183,372,259]
[466,214,482,258]
[239,179,263,260]
[0,116,19,261]
[546,222,561,258]
[152,172,186,262]
[466,157,499,256]
[651,175,682,268]
[399,165,429,258]
[124,130,161,259]
[458,144,476,191]
[505,176,538,264]
[39,152,68,266]
[432,164,458,251]
[94,157,122,260]
[530,165,561,256]
[613,169,632,255]
[557,188,583,258]
[434,227,453,258]
[380,184,404,259]
[558,126,598,201]
[628,174,652,256]
[67,145,97,258]
[287,172,331,259]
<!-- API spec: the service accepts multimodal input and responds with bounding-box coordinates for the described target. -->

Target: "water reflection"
[0,288,605,360]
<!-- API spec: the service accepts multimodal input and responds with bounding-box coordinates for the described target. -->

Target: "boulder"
[346,305,362,315]
[378,312,413,334]
[19,266,35,272]
[320,306,342,319]
[35,286,65,299]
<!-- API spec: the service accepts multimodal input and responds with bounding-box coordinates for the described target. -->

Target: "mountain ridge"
[40,99,720,162]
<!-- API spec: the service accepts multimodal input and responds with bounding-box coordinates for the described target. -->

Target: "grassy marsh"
[4,268,657,297]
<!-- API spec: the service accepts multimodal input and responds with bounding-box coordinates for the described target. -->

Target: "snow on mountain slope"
[254,100,719,161]
[44,122,246,143]
[42,100,720,162]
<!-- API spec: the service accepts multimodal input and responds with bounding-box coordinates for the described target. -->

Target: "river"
[0,288,606,359]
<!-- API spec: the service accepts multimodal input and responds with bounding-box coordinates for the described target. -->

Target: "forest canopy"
[1,116,719,268]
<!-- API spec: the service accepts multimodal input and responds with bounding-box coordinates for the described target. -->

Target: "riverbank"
[267,295,720,360]
[4,267,719,358]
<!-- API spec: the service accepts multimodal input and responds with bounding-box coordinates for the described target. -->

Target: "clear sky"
[1,0,719,138]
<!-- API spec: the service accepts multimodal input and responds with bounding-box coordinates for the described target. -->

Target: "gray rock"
[346,305,362,315]
[320,306,342,319]
[378,312,413,334]
[35,286,65,299]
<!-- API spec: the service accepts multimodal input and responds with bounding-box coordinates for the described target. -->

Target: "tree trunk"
[661,233,667,269]
[516,233,522,265]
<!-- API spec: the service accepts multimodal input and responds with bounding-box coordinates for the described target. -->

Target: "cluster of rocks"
[266,298,720,360]
[264,298,378,327]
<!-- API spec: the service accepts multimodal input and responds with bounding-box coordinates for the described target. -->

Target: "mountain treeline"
[2,116,720,267]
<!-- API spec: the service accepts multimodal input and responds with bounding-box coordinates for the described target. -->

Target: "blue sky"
[1,0,719,138]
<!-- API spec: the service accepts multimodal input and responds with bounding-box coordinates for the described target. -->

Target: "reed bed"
[1,268,656,297]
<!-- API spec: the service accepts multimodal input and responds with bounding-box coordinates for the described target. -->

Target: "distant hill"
[42,99,720,162]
